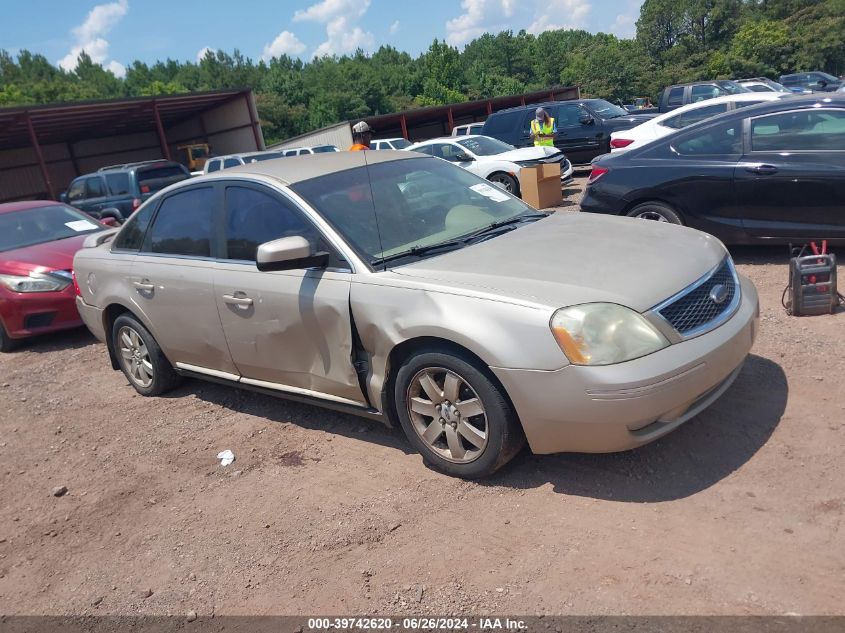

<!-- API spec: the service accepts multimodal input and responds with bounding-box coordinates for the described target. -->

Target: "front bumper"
[492,275,759,454]
[0,285,82,339]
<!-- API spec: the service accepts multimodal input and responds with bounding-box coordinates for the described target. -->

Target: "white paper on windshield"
[65,220,98,232]
[469,183,510,202]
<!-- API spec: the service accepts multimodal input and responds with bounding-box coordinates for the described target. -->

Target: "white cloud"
[389,20,400,35]
[609,13,636,39]
[293,0,375,57]
[57,0,128,76]
[196,46,213,62]
[446,0,591,46]
[262,30,307,59]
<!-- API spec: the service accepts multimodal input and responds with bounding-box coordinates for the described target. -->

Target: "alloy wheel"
[406,367,488,463]
[117,325,154,388]
[488,174,515,192]
[633,210,669,222]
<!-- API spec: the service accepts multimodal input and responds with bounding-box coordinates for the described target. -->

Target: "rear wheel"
[112,314,181,396]
[626,201,683,224]
[487,172,519,196]
[394,349,525,478]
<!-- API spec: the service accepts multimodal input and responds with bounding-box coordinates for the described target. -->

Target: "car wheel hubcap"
[407,367,488,464]
[118,326,153,388]
[489,176,513,192]
[635,210,669,222]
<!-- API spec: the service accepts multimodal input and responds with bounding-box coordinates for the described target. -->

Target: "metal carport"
[0,89,264,202]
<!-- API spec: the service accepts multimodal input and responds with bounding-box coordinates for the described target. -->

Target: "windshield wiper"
[370,239,466,267]
[463,212,548,242]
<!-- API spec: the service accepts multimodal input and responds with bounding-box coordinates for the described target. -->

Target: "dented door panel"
[213,263,364,403]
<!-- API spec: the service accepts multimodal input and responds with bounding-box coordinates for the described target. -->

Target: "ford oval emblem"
[709,284,728,305]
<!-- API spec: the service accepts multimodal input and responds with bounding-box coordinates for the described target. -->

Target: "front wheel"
[626,201,683,224]
[393,349,525,478]
[112,314,181,396]
[487,172,519,196]
[0,320,18,353]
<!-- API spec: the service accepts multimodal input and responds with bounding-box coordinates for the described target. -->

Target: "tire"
[112,314,181,396]
[487,172,519,196]
[0,320,18,353]
[626,201,683,224]
[393,348,525,478]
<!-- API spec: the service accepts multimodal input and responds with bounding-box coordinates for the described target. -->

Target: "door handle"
[222,294,253,307]
[133,280,154,292]
[746,164,778,175]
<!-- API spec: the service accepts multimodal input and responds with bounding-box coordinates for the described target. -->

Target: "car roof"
[0,200,67,214]
[214,150,283,160]
[198,150,422,186]
[374,137,406,142]
[645,92,784,125]
[488,98,611,115]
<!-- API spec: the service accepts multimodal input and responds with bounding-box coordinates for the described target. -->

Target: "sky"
[1,0,645,78]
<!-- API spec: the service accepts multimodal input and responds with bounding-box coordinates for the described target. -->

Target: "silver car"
[74,152,759,478]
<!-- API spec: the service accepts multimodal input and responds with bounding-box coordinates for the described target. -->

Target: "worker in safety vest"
[349,121,373,151]
[529,107,556,146]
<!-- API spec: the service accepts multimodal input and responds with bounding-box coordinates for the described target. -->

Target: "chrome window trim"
[646,256,742,341]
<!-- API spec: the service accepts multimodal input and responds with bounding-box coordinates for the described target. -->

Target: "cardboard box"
[519,163,562,209]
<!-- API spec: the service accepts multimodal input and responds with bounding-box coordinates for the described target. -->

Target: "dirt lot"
[1,174,844,617]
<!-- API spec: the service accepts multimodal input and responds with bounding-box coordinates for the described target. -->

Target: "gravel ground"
[1,176,844,617]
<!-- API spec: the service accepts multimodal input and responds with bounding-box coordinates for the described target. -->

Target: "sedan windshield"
[292,157,536,266]
[0,205,101,252]
[589,100,629,119]
[456,136,514,156]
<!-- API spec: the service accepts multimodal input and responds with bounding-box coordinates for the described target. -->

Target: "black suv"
[779,72,842,93]
[480,99,654,165]
[61,160,191,220]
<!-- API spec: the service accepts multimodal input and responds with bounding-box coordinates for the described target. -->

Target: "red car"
[0,201,107,351]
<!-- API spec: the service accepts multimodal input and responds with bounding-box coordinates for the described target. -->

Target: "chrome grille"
[658,258,738,337]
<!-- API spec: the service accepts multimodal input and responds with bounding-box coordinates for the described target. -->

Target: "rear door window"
[85,177,106,198]
[105,173,131,195]
[673,120,743,156]
[223,158,241,169]
[145,187,215,257]
[691,85,720,102]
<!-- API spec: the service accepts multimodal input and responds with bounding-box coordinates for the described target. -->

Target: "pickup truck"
[480,98,656,165]
[633,80,751,114]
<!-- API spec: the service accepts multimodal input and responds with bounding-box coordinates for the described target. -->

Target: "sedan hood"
[394,213,727,313]
[0,234,91,276]
[491,146,564,162]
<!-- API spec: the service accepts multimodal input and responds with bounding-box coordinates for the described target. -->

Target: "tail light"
[131,198,141,211]
[71,270,81,297]
[587,166,609,184]
[140,185,150,194]
[610,138,634,149]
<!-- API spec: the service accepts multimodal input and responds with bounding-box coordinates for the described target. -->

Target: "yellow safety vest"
[530,118,555,146]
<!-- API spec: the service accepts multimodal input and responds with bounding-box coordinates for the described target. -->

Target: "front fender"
[350,281,565,409]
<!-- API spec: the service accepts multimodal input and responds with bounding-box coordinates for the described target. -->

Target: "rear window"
[312,145,340,153]
[136,165,189,194]
[482,111,523,134]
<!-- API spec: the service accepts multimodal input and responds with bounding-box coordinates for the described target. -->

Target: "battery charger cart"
[783,240,843,316]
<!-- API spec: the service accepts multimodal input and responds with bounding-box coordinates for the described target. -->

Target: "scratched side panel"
[350,278,564,409]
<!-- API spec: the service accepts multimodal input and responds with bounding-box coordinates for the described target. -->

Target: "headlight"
[550,303,669,366]
[0,273,71,293]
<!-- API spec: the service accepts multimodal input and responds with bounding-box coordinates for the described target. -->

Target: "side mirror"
[818,80,827,87]
[579,115,595,125]
[99,208,124,225]
[256,236,329,272]
[454,152,474,161]
[59,192,68,203]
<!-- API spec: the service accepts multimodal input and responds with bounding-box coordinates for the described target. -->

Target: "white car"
[406,135,573,195]
[204,151,285,174]
[451,123,484,136]
[609,92,787,153]
[280,145,340,156]
[370,138,412,150]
